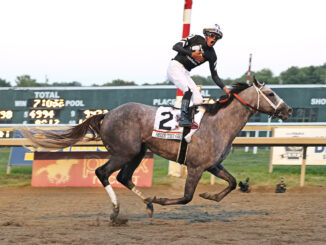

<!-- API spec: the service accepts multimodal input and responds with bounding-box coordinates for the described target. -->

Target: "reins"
[233,93,260,113]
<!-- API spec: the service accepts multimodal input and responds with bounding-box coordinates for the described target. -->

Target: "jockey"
[167,24,231,127]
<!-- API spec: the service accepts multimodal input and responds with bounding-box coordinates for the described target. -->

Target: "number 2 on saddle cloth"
[152,106,204,143]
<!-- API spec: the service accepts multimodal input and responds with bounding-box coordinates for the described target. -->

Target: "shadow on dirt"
[39,204,269,225]
[132,205,269,224]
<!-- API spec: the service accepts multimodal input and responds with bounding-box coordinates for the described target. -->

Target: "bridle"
[233,83,284,118]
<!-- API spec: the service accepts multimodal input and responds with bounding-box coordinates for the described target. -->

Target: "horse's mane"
[202,82,251,115]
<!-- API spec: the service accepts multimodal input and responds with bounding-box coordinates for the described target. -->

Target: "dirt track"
[1,183,326,245]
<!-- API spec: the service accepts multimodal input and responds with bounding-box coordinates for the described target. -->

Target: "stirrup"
[179,119,196,128]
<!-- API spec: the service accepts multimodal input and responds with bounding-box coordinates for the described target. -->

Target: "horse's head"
[251,77,292,121]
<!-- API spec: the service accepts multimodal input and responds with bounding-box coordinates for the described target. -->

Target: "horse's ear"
[253,76,262,88]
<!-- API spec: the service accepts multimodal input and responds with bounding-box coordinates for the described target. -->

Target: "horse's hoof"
[146,203,154,218]
[213,194,223,202]
[144,196,156,204]
[110,206,120,221]
[199,192,210,199]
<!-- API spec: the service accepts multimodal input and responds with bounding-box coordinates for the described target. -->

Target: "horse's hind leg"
[95,156,130,222]
[199,164,237,202]
[116,144,154,217]
[145,167,203,206]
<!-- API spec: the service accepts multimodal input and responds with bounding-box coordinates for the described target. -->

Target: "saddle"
[152,106,205,164]
[152,106,203,141]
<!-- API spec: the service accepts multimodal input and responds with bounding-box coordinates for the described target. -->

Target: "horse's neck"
[216,90,255,141]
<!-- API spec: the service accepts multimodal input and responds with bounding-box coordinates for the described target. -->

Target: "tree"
[220,78,234,85]
[315,63,326,84]
[254,69,279,84]
[52,81,82,86]
[142,80,173,85]
[191,75,215,85]
[300,65,326,84]
[280,67,297,84]
[15,75,39,87]
[231,72,248,84]
[280,64,326,84]
[0,78,11,87]
[102,79,137,86]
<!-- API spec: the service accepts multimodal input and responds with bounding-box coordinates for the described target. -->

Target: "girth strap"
[176,126,190,164]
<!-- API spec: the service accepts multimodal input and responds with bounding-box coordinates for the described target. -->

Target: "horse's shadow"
[130,205,269,225]
[39,205,269,225]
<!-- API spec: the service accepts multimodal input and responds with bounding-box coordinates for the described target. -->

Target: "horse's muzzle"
[276,105,292,121]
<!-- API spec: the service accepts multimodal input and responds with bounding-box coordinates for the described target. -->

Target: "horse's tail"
[21,114,106,150]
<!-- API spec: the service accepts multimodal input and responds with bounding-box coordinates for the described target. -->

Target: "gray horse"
[23,78,292,222]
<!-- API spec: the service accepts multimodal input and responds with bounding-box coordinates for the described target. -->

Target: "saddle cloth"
[152,106,203,143]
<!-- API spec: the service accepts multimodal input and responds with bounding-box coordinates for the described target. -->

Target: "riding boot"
[179,90,197,128]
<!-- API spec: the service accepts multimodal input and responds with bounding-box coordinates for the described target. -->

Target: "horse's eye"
[269,93,274,97]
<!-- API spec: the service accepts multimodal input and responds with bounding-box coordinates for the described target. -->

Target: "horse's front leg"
[145,167,203,205]
[199,164,237,202]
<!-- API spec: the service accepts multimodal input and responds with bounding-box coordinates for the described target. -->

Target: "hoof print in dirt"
[110,218,128,226]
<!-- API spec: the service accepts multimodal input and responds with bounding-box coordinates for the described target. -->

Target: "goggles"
[207,32,221,39]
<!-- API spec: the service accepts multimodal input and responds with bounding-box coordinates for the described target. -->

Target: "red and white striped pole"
[182,0,192,39]
[175,0,193,108]
[245,53,253,152]
[169,0,193,178]
[246,53,252,85]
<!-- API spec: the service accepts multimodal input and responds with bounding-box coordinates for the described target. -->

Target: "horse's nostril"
[288,108,293,114]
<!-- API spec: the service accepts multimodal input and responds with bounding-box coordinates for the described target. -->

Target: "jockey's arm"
[172,42,193,56]
[173,41,204,63]
[209,61,231,95]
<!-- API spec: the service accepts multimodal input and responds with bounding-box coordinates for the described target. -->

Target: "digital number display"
[78,109,109,124]
[0,130,11,138]
[26,98,64,124]
[33,119,61,125]
[0,110,13,120]
[28,109,59,119]
[27,99,65,108]
[28,109,61,124]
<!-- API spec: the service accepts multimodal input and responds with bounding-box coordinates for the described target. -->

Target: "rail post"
[300,146,307,187]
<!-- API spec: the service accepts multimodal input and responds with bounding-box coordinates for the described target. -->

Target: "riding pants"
[167,60,203,105]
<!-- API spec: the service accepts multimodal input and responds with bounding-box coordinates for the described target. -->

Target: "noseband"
[233,84,284,118]
[254,84,283,114]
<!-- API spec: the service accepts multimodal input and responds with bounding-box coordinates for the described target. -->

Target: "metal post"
[244,131,250,152]
[300,146,307,187]
[6,164,11,175]
[269,148,274,173]
[266,117,272,138]
[268,126,275,173]
[253,130,259,154]
[6,146,14,175]
[210,174,215,185]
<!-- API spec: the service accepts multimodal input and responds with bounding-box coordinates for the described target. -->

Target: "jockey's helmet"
[203,24,223,40]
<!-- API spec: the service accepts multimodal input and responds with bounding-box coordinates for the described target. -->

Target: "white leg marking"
[105,185,118,207]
